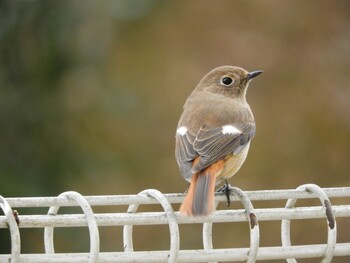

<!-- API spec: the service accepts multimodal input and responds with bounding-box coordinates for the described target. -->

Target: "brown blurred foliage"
[1,0,349,260]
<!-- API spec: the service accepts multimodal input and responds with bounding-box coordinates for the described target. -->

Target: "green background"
[1,1,349,261]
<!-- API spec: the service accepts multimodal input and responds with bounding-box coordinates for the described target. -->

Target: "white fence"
[0,183,350,262]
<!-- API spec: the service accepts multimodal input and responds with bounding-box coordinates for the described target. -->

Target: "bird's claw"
[216,180,232,207]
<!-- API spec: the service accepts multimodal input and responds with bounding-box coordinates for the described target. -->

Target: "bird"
[175,66,262,216]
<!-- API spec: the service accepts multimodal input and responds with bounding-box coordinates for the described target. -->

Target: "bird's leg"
[216,179,232,207]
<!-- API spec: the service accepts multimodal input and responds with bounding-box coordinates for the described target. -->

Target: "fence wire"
[0,183,350,262]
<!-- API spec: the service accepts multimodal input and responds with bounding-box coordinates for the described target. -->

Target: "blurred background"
[1,0,349,261]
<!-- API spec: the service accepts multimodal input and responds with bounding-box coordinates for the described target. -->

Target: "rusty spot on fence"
[13,210,20,226]
[249,213,257,229]
[324,200,335,229]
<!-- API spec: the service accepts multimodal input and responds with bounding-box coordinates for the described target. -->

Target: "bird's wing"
[191,123,256,173]
[175,122,255,180]
[175,129,198,180]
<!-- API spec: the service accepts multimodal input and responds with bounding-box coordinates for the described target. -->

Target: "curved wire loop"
[44,191,100,263]
[0,195,21,263]
[281,184,337,263]
[123,189,180,263]
[230,187,260,263]
[203,200,220,263]
[203,187,260,263]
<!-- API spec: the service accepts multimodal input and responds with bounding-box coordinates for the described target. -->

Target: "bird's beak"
[246,70,263,80]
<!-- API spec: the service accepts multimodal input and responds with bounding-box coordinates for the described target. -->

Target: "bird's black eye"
[221,77,233,86]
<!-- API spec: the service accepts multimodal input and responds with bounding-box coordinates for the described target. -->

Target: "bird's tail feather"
[179,170,216,216]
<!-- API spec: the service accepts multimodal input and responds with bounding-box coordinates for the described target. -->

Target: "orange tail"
[180,160,224,216]
[179,171,216,216]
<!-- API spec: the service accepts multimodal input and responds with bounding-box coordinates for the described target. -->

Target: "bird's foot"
[216,180,232,207]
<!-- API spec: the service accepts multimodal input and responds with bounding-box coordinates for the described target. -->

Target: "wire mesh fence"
[0,183,350,262]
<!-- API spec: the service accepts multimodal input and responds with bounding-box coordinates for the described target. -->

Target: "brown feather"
[180,160,224,216]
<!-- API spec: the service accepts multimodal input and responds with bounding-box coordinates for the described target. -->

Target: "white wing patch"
[222,125,242,135]
[176,126,188,136]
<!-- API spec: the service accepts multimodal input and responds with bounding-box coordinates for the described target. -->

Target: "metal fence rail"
[1,183,350,262]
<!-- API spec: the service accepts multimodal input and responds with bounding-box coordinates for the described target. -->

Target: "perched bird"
[175,66,262,216]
